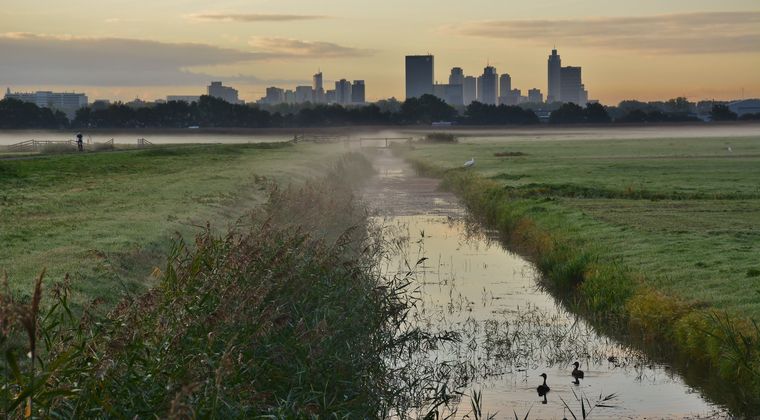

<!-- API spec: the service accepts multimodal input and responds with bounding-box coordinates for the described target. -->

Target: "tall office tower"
[498,73,512,104]
[351,80,366,104]
[325,89,336,104]
[528,88,544,103]
[560,66,583,105]
[335,79,352,105]
[449,67,465,86]
[547,49,562,103]
[208,81,243,104]
[477,66,498,105]
[295,85,314,103]
[263,87,285,105]
[463,76,477,105]
[405,55,434,99]
[313,71,325,103]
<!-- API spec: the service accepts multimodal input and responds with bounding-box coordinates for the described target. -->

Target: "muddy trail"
[361,149,727,419]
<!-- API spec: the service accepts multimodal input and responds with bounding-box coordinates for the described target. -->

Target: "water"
[362,150,727,419]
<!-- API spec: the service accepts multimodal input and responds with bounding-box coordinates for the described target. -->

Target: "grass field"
[0,142,347,309]
[401,135,760,319]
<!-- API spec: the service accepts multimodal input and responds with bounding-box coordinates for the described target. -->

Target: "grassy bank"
[0,142,347,310]
[395,136,760,414]
[0,153,451,417]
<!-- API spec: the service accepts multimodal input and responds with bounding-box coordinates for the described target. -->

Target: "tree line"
[0,95,757,130]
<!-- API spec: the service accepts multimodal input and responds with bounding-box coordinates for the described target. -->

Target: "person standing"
[76,132,84,152]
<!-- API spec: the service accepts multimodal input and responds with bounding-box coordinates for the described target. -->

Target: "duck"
[537,373,550,403]
[572,361,584,385]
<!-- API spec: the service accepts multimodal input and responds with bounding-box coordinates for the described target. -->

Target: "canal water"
[361,150,727,419]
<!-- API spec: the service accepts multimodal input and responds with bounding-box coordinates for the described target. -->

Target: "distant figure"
[727,146,733,153]
[76,133,84,152]
[463,157,475,168]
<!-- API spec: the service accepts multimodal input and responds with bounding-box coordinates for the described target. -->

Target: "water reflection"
[377,215,726,419]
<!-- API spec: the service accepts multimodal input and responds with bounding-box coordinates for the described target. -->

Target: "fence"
[3,138,152,153]
[358,137,412,148]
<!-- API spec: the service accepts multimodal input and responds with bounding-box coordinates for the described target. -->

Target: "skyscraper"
[463,76,477,105]
[477,66,498,105]
[295,85,314,103]
[433,83,463,106]
[351,80,366,104]
[335,79,352,105]
[449,67,464,86]
[313,71,325,103]
[560,66,583,105]
[547,49,561,103]
[498,73,512,104]
[405,55,434,99]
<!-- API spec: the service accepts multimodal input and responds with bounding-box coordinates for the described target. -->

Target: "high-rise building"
[284,90,296,104]
[313,72,325,103]
[295,85,314,103]
[207,81,243,104]
[560,66,583,105]
[449,67,465,86]
[477,66,498,105]
[547,49,561,103]
[325,89,336,104]
[433,83,464,106]
[351,80,366,104]
[498,73,512,105]
[528,88,544,103]
[335,79,352,105]
[5,89,88,118]
[463,76,477,105]
[405,55,434,99]
[262,87,284,105]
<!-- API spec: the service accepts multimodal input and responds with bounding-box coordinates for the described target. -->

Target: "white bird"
[463,157,475,168]
[727,146,733,152]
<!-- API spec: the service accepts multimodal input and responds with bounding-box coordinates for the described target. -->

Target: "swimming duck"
[572,361,584,385]
[537,373,550,403]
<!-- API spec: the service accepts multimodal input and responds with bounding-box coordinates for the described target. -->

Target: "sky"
[1,0,759,104]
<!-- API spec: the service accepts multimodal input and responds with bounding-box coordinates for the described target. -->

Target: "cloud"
[187,12,330,22]
[0,33,357,87]
[249,37,372,58]
[448,11,760,54]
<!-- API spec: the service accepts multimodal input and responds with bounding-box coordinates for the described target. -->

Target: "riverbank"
[393,135,760,414]
[0,142,349,311]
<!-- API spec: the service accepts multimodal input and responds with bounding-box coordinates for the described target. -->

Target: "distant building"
[463,76,477,105]
[547,49,562,103]
[325,89,336,104]
[167,95,201,103]
[433,83,464,106]
[449,67,465,86]
[262,87,285,105]
[405,55,434,99]
[4,88,88,118]
[728,99,760,116]
[207,81,243,104]
[560,66,583,105]
[335,79,352,105]
[528,88,543,103]
[351,80,366,104]
[498,73,512,105]
[295,85,314,103]
[313,72,325,103]
[284,90,296,104]
[477,66,498,105]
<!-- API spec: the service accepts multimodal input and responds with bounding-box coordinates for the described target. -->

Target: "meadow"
[401,135,760,318]
[0,142,347,310]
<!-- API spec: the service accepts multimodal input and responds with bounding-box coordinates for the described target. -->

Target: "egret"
[463,157,475,168]
[571,362,584,385]
[537,373,550,404]
[727,146,733,152]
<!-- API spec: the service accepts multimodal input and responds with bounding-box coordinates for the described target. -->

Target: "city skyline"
[1,1,759,103]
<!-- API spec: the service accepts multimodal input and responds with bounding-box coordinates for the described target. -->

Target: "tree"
[549,103,586,124]
[399,94,457,124]
[585,103,611,123]
[710,104,737,121]
[0,98,69,129]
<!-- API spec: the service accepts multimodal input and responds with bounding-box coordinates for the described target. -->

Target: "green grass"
[402,136,760,319]
[0,143,347,310]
